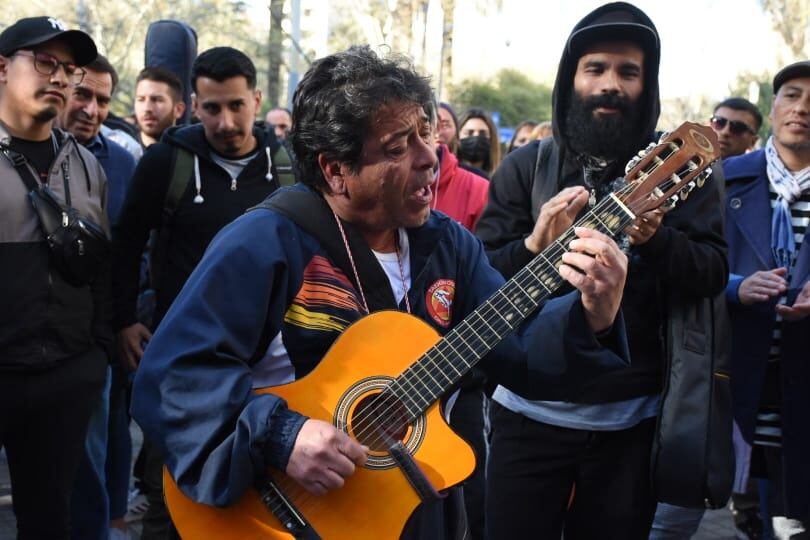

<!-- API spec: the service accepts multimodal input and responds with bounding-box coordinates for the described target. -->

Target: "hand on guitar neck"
[524,186,590,255]
[523,186,628,333]
[286,419,369,496]
[560,227,628,333]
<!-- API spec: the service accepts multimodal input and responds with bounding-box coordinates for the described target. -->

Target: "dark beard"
[564,91,642,161]
[34,106,59,123]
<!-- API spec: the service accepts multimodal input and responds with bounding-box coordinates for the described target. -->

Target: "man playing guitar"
[131,45,630,539]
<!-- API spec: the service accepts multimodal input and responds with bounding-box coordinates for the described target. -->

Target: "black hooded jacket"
[112,123,284,331]
[476,2,728,403]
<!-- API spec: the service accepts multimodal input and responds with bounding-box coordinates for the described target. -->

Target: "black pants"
[448,387,488,540]
[486,402,657,540]
[0,347,106,540]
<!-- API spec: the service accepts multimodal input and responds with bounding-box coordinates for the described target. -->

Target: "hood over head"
[551,2,661,164]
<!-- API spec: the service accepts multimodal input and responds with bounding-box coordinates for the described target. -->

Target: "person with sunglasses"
[0,16,111,540]
[711,97,762,158]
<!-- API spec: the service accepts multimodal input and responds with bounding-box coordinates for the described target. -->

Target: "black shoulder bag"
[2,143,110,286]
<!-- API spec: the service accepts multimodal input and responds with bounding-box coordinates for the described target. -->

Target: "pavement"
[1,432,738,539]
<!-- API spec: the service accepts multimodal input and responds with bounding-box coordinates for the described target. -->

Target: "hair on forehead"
[86,54,118,92]
[290,45,434,193]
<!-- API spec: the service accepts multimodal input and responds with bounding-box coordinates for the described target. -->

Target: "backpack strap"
[252,190,398,312]
[151,147,194,291]
[272,143,296,187]
[529,137,560,221]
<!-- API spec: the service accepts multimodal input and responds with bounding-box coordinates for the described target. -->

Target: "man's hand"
[559,227,628,333]
[286,419,368,496]
[524,187,590,254]
[776,280,810,322]
[117,322,153,371]
[738,268,788,305]
[624,208,665,245]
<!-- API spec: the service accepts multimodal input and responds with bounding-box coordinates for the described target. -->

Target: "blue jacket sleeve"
[454,226,631,400]
[131,210,308,507]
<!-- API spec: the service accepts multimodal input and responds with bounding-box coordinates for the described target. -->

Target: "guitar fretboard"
[387,192,636,419]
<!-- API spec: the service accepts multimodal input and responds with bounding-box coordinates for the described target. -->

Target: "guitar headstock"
[617,122,719,216]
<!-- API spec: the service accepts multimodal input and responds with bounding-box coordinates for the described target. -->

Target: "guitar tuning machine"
[624,141,662,174]
[695,168,712,188]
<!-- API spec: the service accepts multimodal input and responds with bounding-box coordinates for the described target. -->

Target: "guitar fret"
[525,265,554,293]
[463,322,489,350]
[499,290,524,315]
[487,298,516,329]
[473,310,501,340]
[431,347,462,377]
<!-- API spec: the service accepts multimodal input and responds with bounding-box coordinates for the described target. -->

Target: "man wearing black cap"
[723,60,810,539]
[0,16,111,539]
[476,3,727,538]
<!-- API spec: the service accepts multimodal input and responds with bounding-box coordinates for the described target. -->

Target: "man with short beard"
[113,47,286,538]
[0,17,111,539]
[476,3,728,538]
[134,66,185,148]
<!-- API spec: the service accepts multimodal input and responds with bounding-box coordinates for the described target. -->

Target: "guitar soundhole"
[350,392,409,451]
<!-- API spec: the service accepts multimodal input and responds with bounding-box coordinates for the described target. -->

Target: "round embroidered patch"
[426,279,455,327]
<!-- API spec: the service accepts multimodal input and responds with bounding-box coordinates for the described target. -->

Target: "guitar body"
[164,311,476,539]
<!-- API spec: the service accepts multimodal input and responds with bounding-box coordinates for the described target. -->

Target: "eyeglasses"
[13,50,85,85]
[710,115,755,136]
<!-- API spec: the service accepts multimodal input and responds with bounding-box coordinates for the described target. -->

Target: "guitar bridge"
[258,478,322,540]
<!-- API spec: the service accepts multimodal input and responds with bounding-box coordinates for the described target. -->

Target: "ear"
[0,55,10,84]
[191,93,198,117]
[253,89,262,112]
[318,153,346,195]
[174,100,186,121]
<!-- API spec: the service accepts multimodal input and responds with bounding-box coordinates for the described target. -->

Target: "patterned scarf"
[765,136,810,271]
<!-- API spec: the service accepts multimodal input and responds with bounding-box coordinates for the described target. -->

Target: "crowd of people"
[0,2,808,539]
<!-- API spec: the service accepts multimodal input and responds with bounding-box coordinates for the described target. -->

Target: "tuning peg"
[696,169,711,188]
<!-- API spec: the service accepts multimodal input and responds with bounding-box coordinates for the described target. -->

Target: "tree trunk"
[268,0,284,107]
[438,0,455,101]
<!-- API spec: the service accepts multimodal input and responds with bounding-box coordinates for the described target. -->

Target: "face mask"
[459,135,490,164]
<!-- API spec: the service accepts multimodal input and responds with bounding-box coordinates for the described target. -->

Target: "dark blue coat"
[723,149,810,519]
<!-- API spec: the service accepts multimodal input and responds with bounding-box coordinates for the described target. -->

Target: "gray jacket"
[0,122,112,370]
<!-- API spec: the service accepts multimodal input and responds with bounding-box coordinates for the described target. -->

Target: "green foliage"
[1,0,266,117]
[448,69,552,127]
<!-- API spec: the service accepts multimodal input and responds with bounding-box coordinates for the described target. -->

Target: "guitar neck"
[389,192,637,419]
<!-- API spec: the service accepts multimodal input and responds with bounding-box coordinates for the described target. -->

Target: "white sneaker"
[773,516,806,539]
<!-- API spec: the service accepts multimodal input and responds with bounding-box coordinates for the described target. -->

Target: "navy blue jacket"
[131,185,631,508]
[724,149,810,519]
[87,132,136,226]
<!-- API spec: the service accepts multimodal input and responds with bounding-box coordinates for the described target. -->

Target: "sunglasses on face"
[13,50,85,85]
[710,115,755,136]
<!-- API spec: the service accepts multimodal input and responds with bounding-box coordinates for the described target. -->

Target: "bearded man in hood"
[476,3,728,538]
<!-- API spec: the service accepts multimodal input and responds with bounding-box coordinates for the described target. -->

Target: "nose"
[49,66,69,88]
[218,110,236,131]
[415,133,438,172]
[599,69,621,94]
[83,98,98,119]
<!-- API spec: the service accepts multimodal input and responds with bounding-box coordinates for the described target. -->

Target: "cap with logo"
[0,16,97,66]
[773,60,810,95]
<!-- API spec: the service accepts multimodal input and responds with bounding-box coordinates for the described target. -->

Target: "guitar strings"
[342,144,691,448]
[263,142,705,522]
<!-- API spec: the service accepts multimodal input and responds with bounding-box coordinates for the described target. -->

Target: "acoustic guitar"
[164,122,719,539]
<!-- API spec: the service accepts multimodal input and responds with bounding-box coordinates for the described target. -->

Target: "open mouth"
[412,184,433,205]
